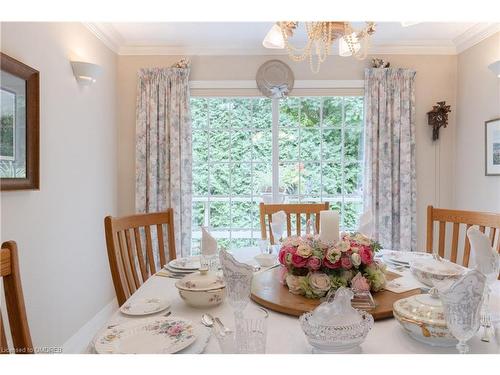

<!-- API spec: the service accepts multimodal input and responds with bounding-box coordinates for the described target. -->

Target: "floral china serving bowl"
[299,310,373,353]
[393,289,457,347]
[410,258,466,287]
[175,269,226,308]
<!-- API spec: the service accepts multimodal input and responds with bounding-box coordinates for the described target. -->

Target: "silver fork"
[480,312,493,342]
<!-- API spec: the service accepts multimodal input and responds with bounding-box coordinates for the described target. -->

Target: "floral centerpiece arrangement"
[278,232,386,299]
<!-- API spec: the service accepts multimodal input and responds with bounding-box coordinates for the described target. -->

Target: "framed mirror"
[1,52,39,190]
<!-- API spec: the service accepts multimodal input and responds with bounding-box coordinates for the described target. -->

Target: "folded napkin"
[384,276,425,293]
[467,227,500,276]
[201,226,218,256]
[271,210,286,226]
[357,210,373,237]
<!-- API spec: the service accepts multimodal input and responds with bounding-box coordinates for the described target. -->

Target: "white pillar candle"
[319,210,339,244]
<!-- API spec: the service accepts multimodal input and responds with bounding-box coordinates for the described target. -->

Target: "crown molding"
[453,23,500,54]
[118,42,457,56]
[83,22,123,53]
[83,22,500,57]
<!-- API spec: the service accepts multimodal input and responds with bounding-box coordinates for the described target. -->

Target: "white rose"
[285,274,302,294]
[337,240,351,252]
[351,253,362,267]
[297,244,313,258]
[309,272,331,293]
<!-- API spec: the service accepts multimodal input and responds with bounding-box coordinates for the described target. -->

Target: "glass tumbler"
[234,306,269,354]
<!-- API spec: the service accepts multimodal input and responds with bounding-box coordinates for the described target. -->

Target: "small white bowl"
[254,253,277,267]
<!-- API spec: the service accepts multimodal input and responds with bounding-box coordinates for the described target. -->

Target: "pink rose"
[351,272,370,292]
[341,256,353,269]
[167,324,183,336]
[309,272,331,293]
[278,266,288,285]
[278,248,287,265]
[307,256,322,271]
[359,246,373,265]
[291,253,308,268]
[323,258,341,269]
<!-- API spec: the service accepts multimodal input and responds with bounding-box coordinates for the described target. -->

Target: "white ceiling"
[86,22,500,55]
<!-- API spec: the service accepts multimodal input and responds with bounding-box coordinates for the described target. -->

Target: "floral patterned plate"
[119,298,170,316]
[168,256,201,271]
[383,250,432,265]
[94,317,196,354]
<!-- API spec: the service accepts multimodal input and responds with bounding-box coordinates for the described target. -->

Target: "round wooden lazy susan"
[251,266,420,320]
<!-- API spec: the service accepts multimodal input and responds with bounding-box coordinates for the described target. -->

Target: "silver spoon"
[201,313,214,328]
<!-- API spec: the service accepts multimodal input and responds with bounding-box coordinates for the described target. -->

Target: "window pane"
[251,98,272,129]
[231,163,252,195]
[192,130,208,162]
[208,98,231,129]
[231,201,253,228]
[280,162,300,195]
[344,162,363,195]
[300,128,321,161]
[192,201,206,228]
[254,162,272,194]
[343,201,363,230]
[322,129,342,161]
[252,129,272,162]
[279,97,300,127]
[300,162,321,195]
[210,163,230,195]
[344,126,364,163]
[322,162,342,195]
[344,96,364,126]
[279,128,299,160]
[231,130,252,162]
[322,97,343,127]
[300,98,321,127]
[190,98,208,129]
[210,201,231,229]
[193,164,209,196]
[231,98,252,127]
[209,130,231,161]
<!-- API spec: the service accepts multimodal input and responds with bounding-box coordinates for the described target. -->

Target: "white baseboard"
[63,298,118,354]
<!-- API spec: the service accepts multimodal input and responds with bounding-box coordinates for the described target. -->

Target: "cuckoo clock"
[427,101,451,141]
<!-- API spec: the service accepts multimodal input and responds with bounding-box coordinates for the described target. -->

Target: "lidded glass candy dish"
[299,287,374,353]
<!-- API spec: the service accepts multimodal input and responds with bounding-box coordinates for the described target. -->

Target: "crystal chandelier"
[262,22,376,73]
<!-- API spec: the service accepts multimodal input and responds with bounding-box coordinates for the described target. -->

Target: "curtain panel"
[363,68,417,251]
[136,67,192,258]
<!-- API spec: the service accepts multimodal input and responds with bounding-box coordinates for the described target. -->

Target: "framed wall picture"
[485,118,500,176]
[0,52,39,190]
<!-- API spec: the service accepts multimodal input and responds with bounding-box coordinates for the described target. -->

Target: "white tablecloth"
[91,248,500,354]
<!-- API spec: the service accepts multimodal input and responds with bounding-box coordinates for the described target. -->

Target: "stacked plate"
[163,256,202,278]
[94,316,210,354]
[382,250,432,269]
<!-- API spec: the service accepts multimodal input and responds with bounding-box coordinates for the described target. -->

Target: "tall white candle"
[319,210,339,244]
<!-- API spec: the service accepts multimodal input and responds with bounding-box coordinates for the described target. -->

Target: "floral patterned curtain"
[363,68,417,251]
[136,65,192,258]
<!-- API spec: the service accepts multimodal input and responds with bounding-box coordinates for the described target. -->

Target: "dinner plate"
[119,297,170,316]
[383,250,431,265]
[94,317,196,354]
[164,264,197,274]
[168,256,201,271]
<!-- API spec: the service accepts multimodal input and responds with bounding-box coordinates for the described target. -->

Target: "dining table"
[89,247,500,354]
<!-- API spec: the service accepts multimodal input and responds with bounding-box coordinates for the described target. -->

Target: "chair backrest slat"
[0,241,33,354]
[260,203,330,244]
[426,205,500,268]
[104,210,177,306]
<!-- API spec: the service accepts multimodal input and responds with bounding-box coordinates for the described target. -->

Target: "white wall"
[455,32,500,211]
[117,54,458,251]
[0,22,118,349]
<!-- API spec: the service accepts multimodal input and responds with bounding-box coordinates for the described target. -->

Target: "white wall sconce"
[70,61,102,85]
[488,61,500,78]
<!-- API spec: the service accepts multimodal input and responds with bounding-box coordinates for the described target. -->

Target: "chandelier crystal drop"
[263,21,376,73]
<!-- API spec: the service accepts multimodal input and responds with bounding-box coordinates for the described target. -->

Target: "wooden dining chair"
[104,210,177,306]
[426,205,500,267]
[259,202,330,244]
[1,241,33,354]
